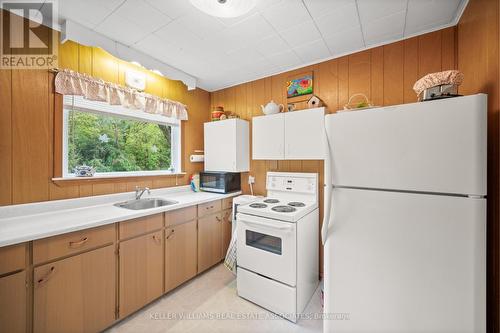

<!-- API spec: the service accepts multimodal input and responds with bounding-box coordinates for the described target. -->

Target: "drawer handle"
[216,216,222,222]
[37,266,55,286]
[166,229,175,240]
[69,237,88,248]
[152,235,162,244]
[206,205,214,210]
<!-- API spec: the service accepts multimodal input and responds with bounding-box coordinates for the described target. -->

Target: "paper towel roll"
[190,154,205,163]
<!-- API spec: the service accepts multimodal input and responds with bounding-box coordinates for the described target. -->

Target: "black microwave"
[200,172,241,194]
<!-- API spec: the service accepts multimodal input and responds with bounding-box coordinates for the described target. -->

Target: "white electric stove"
[236,172,319,322]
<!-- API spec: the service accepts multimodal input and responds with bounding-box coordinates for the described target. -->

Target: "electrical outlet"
[248,175,255,184]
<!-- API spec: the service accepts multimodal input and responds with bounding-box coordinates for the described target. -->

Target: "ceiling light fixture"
[189,0,256,18]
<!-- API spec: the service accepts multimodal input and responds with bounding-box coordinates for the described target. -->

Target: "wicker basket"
[342,93,374,111]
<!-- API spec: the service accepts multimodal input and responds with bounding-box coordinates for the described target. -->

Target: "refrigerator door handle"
[321,122,333,245]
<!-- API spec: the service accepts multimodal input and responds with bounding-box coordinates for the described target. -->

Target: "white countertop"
[0,186,241,248]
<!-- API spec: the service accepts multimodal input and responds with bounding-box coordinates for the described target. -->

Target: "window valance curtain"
[54,69,188,120]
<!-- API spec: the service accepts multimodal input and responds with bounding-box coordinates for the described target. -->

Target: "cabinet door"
[0,271,26,333]
[119,231,163,318]
[197,213,223,273]
[165,220,197,292]
[34,245,115,333]
[204,120,236,172]
[221,209,233,259]
[252,113,285,160]
[284,107,325,159]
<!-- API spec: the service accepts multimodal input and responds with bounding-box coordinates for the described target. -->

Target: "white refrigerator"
[322,94,487,332]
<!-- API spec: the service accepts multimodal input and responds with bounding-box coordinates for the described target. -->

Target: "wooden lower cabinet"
[221,209,232,259]
[0,271,26,333]
[197,213,223,273]
[165,220,197,292]
[33,245,116,333]
[119,230,163,318]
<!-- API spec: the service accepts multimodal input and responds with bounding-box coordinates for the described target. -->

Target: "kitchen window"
[62,95,181,178]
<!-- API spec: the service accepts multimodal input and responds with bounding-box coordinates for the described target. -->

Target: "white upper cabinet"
[252,113,285,160]
[252,108,325,160]
[284,107,325,159]
[204,119,249,172]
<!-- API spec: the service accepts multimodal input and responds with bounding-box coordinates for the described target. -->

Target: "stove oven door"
[237,213,296,286]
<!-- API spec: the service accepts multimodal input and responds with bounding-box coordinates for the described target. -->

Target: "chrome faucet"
[135,186,151,200]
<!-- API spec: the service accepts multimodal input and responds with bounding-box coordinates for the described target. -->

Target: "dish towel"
[224,229,237,275]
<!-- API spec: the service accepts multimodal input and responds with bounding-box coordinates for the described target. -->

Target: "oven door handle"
[241,219,293,231]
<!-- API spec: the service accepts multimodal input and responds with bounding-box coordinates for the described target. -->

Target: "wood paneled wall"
[0,31,210,206]
[210,27,457,277]
[457,0,500,331]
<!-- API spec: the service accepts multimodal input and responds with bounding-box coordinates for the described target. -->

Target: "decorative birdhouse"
[307,95,323,108]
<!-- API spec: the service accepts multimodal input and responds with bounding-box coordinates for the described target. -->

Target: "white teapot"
[261,100,284,115]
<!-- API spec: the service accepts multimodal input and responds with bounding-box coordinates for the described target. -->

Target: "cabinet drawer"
[0,243,26,275]
[197,200,222,217]
[33,224,115,265]
[222,198,233,210]
[119,214,163,240]
[165,206,197,227]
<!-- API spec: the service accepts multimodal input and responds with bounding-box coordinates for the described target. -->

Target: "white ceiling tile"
[260,0,310,31]
[59,0,122,28]
[405,0,461,35]
[95,14,149,46]
[113,0,171,33]
[265,50,302,70]
[314,1,360,38]
[225,13,275,43]
[205,13,275,53]
[154,21,203,50]
[226,48,267,66]
[303,0,354,19]
[255,0,285,10]
[216,9,258,27]
[357,0,407,23]
[204,30,249,53]
[174,10,226,39]
[324,24,364,56]
[293,39,331,63]
[144,0,193,19]
[134,34,175,59]
[254,34,291,57]
[279,20,321,47]
[363,10,405,46]
[242,57,278,76]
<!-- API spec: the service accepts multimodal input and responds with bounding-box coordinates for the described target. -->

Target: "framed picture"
[286,73,313,98]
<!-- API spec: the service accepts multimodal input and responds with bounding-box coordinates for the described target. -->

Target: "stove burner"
[288,202,305,207]
[264,198,280,204]
[249,203,267,208]
[272,205,296,213]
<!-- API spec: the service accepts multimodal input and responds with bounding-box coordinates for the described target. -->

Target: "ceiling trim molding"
[61,20,198,90]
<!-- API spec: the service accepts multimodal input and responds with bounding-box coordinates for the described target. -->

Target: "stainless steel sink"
[114,198,178,210]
